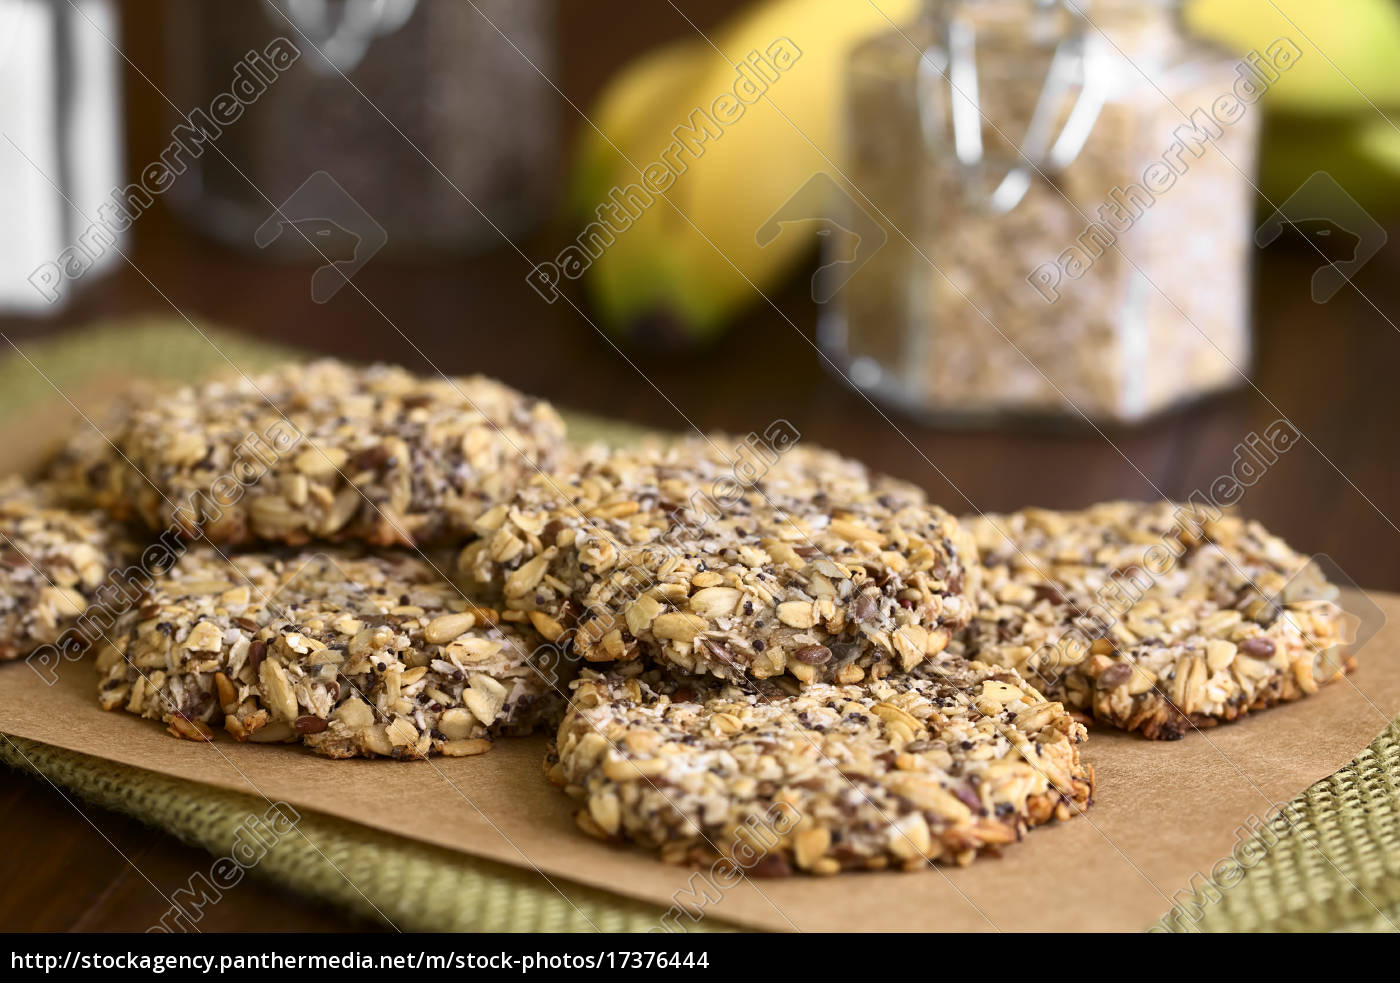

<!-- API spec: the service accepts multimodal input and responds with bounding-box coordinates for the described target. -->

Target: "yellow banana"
[567,38,712,227]
[568,0,916,347]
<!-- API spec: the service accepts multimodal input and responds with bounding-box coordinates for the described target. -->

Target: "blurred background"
[1,0,1399,932]
[0,0,1398,585]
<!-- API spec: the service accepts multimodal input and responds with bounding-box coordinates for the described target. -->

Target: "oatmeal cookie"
[46,360,568,547]
[548,661,1092,873]
[0,476,139,661]
[953,502,1352,739]
[97,548,566,758]
[459,437,977,686]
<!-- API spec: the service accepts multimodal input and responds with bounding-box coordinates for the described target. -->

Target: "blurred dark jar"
[165,0,556,255]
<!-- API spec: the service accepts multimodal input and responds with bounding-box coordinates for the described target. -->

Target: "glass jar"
[164,0,556,255]
[823,0,1264,424]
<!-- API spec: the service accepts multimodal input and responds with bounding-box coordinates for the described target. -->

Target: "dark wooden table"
[2,0,1398,932]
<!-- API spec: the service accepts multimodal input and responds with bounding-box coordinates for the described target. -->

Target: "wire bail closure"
[917,0,1109,214]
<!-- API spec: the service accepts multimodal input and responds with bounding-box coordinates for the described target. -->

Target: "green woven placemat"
[0,735,684,933]
[0,320,1396,933]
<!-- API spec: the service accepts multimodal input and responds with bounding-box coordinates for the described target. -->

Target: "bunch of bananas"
[564,0,914,348]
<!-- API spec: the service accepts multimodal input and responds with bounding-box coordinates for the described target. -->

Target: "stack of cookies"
[38,359,572,759]
[2,360,1353,876]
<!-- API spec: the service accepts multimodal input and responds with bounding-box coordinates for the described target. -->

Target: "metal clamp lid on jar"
[916,0,1112,213]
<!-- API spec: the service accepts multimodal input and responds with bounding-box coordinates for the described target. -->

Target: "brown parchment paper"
[0,396,1397,932]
